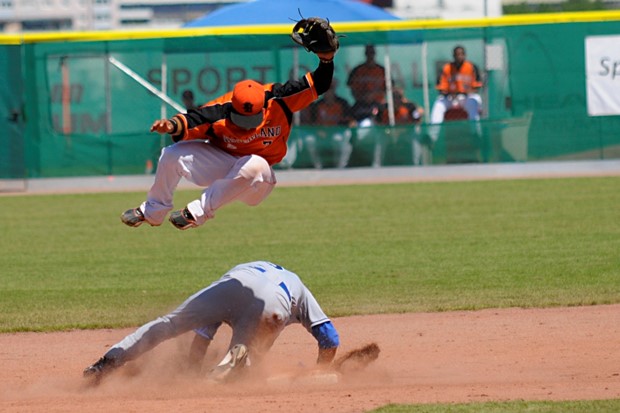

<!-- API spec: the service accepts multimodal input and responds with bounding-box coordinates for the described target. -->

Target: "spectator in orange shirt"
[429,46,483,143]
[376,87,423,126]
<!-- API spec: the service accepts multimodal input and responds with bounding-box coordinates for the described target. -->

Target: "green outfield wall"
[1,11,619,179]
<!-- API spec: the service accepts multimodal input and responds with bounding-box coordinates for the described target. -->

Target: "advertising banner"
[585,35,620,116]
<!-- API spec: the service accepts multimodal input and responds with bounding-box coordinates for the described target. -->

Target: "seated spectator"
[300,79,355,169]
[428,45,483,144]
[376,87,427,166]
[376,87,423,126]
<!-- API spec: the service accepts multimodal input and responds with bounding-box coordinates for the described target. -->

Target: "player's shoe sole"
[207,344,249,383]
[120,207,146,227]
[169,207,198,230]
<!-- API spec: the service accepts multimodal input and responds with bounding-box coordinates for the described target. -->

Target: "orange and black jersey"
[170,61,334,166]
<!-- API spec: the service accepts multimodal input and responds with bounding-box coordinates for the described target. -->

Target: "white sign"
[585,35,620,117]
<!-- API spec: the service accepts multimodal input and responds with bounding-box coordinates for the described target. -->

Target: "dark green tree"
[504,0,606,14]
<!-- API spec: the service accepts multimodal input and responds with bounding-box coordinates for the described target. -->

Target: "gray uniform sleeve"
[291,281,330,331]
[290,277,339,349]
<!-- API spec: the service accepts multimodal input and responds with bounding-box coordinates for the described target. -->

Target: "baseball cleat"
[83,356,117,383]
[207,344,249,383]
[169,207,197,230]
[120,207,146,227]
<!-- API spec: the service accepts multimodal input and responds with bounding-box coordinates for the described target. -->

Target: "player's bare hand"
[150,119,173,134]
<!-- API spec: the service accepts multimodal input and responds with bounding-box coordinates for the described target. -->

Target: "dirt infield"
[2,304,619,413]
[2,164,620,411]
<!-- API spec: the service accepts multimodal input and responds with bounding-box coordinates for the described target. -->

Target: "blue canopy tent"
[184,0,401,27]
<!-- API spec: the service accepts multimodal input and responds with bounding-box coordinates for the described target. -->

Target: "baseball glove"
[333,342,380,374]
[291,17,340,54]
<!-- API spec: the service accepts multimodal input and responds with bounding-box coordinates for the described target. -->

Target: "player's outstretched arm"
[150,116,185,139]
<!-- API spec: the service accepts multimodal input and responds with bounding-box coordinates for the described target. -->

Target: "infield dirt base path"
[1,304,619,413]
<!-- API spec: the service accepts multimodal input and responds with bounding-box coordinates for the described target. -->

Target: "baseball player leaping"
[120,18,340,230]
[83,261,340,383]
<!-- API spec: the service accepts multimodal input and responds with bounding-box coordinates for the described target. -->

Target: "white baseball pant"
[141,140,276,226]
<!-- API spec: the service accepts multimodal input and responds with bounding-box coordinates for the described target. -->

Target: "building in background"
[390,0,617,17]
[0,0,234,32]
[391,0,503,19]
[118,0,226,29]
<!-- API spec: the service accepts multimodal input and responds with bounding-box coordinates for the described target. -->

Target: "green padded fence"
[1,11,619,180]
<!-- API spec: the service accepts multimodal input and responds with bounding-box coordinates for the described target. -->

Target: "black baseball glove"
[291,17,340,54]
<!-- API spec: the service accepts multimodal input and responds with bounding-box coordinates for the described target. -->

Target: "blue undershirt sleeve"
[311,321,340,349]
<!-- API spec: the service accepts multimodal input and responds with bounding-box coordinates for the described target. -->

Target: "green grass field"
[1,176,619,412]
[370,399,620,412]
[1,177,619,332]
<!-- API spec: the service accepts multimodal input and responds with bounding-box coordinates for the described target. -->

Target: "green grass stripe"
[0,177,618,332]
